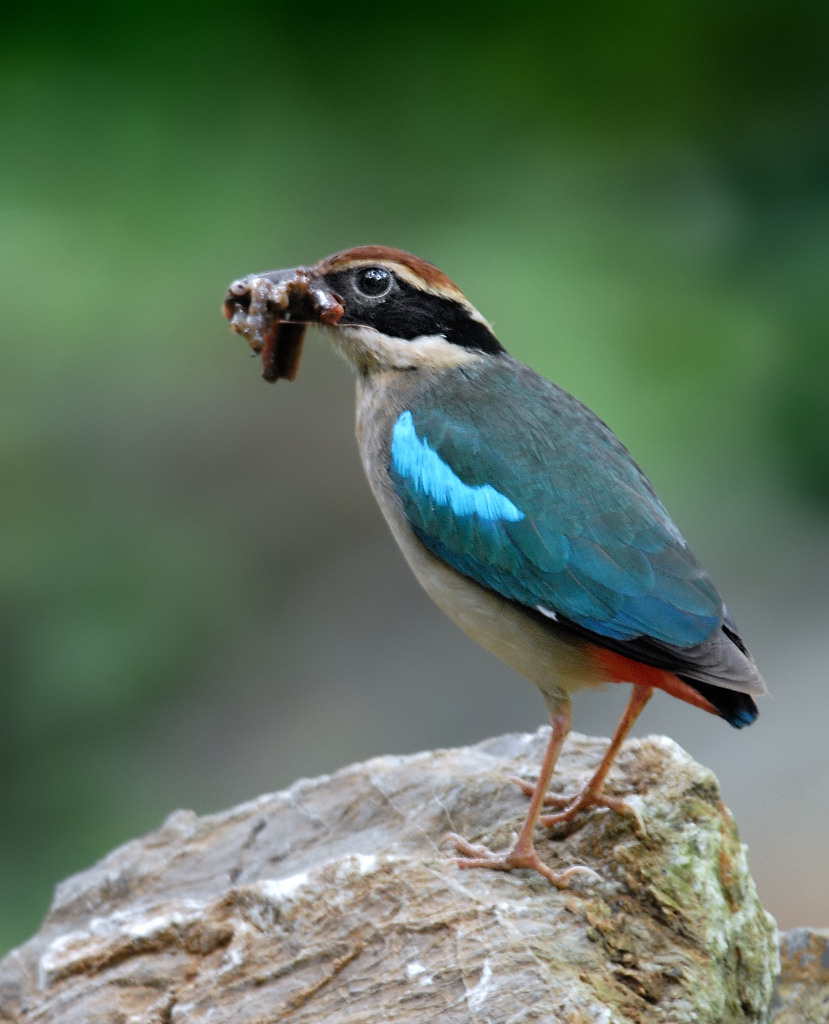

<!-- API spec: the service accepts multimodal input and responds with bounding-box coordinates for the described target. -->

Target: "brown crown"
[315,246,460,295]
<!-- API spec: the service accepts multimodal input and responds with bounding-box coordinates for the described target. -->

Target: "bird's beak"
[222,267,344,382]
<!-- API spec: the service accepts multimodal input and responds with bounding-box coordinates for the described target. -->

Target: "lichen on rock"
[0,729,782,1023]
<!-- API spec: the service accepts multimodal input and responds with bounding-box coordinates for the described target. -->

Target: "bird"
[223,245,766,888]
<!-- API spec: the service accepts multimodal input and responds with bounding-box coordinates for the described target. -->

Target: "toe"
[597,795,647,837]
[508,775,537,798]
[447,832,491,858]
[509,775,572,808]
[509,847,599,889]
[538,801,583,828]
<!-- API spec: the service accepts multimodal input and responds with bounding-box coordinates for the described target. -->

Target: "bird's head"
[223,246,505,381]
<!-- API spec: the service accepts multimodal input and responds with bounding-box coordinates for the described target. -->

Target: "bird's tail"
[679,676,759,728]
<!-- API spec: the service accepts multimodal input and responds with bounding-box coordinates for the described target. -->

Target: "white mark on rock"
[219,940,246,973]
[170,1001,197,1022]
[127,912,182,941]
[467,959,493,1011]
[407,961,434,987]
[356,853,377,874]
[259,873,308,902]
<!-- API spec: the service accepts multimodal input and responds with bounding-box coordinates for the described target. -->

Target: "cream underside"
[386,511,607,713]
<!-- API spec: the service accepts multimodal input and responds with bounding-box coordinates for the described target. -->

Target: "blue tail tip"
[729,705,759,729]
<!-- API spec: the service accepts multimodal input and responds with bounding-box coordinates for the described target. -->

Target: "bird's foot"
[447,831,600,889]
[510,777,647,836]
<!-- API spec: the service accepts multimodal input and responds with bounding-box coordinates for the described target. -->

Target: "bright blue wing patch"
[392,411,525,523]
[388,375,724,651]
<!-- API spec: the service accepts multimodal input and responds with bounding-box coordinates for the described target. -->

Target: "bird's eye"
[355,266,392,298]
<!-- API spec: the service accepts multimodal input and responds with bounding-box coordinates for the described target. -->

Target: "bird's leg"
[449,704,599,888]
[512,684,653,835]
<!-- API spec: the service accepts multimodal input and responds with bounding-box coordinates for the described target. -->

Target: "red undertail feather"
[594,647,719,716]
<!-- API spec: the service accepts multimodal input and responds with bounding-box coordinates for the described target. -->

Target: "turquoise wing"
[388,364,724,649]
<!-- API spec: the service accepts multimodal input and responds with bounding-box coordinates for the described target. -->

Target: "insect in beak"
[223,268,344,382]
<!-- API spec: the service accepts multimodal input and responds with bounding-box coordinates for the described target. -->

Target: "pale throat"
[328,325,483,373]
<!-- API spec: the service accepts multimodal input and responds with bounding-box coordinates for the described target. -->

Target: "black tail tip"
[681,677,759,729]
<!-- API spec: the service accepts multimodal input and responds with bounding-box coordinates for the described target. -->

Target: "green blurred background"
[2,1,828,953]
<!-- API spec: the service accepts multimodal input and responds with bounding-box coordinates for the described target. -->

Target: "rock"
[770,928,829,1023]
[0,728,780,1023]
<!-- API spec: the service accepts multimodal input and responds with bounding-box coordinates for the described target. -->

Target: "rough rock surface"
[0,728,781,1023]
[770,928,829,1023]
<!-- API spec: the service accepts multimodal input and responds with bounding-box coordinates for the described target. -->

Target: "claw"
[447,832,599,889]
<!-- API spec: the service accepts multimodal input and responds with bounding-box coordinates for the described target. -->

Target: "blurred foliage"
[1,0,828,952]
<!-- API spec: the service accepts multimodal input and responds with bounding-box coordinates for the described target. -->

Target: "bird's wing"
[389,364,724,651]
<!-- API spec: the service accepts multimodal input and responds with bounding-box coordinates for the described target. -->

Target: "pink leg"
[449,704,599,888]
[512,684,654,835]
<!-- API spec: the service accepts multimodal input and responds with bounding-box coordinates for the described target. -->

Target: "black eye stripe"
[323,269,505,355]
